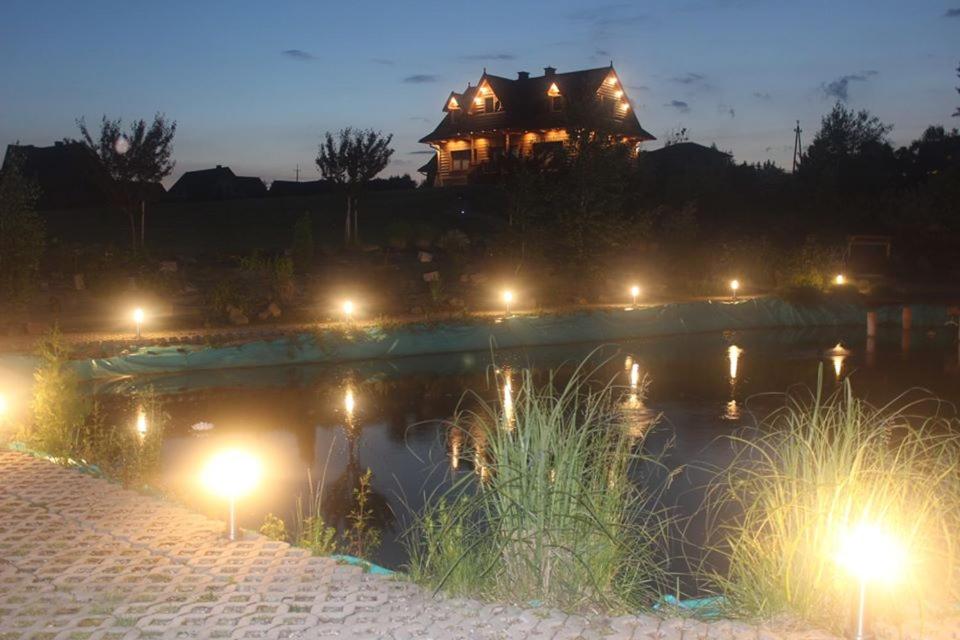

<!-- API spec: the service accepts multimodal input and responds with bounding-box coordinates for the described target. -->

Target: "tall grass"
[405,358,673,614]
[702,369,960,629]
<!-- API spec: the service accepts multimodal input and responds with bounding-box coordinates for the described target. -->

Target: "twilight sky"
[1,0,958,186]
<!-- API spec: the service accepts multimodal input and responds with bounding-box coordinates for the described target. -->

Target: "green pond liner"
[329,554,395,575]
[654,594,727,619]
[0,298,952,382]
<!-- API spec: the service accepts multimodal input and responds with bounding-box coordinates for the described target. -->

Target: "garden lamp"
[630,285,641,308]
[342,299,355,322]
[729,279,740,300]
[133,307,145,339]
[502,289,514,316]
[202,449,262,541]
[835,274,846,286]
[837,522,906,640]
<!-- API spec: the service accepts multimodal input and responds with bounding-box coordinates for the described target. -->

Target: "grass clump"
[24,327,167,487]
[405,359,673,614]
[703,371,960,630]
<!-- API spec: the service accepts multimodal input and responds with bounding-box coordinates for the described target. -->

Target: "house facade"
[418,64,654,186]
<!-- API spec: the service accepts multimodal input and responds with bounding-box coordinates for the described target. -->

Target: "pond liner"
[3,298,952,382]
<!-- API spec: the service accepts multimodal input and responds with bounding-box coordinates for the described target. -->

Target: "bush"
[28,327,89,458]
[405,358,673,613]
[703,371,960,629]
[291,212,315,273]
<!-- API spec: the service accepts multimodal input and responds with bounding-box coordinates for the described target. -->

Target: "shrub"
[291,212,315,273]
[405,358,673,613]
[28,327,90,459]
[702,370,960,629]
[259,513,289,542]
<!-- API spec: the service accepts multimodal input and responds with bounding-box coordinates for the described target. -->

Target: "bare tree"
[316,128,394,245]
[75,114,176,251]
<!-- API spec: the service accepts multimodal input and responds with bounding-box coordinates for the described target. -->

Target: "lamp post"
[729,279,740,301]
[202,449,262,541]
[502,290,514,317]
[133,307,145,339]
[630,285,641,309]
[837,522,905,640]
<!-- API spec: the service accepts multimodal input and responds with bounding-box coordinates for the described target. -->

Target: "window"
[551,96,563,112]
[451,150,471,171]
[533,141,564,158]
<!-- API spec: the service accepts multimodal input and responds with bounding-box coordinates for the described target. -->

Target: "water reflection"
[724,399,741,421]
[728,345,742,381]
[827,343,850,380]
[449,427,462,470]
[501,368,514,430]
[622,359,655,441]
[725,345,742,421]
[135,406,148,440]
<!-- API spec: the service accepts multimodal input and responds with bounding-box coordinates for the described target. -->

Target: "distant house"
[1,141,113,209]
[168,165,266,201]
[268,179,335,197]
[642,142,733,169]
[419,64,654,186]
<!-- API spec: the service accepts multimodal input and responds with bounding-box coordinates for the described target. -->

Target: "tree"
[75,114,176,251]
[0,153,46,303]
[316,128,394,245]
[799,102,896,211]
[954,63,959,118]
[291,212,315,273]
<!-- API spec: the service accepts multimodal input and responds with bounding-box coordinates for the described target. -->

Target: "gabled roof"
[420,65,654,144]
[2,142,113,209]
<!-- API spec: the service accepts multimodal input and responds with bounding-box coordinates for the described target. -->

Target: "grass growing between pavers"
[699,368,960,631]
[404,355,675,614]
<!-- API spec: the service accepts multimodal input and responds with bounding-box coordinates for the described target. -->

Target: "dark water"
[92,325,960,578]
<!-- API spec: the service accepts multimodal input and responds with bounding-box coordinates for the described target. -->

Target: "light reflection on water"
[91,327,960,571]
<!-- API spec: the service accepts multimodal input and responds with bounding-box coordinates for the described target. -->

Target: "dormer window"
[606,75,618,87]
[448,96,460,110]
[547,82,561,97]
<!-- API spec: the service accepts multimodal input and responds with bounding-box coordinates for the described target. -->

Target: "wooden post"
[866,310,877,338]
[902,306,912,331]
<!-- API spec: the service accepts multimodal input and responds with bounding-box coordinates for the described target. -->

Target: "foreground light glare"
[835,274,846,286]
[502,289,514,316]
[135,407,148,439]
[133,307,145,338]
[730,279,740,292]
[630,285,641,308]
[202,449,262,501]
[0,393,7,416]
[837,522,907,640]
[342,300,355,318]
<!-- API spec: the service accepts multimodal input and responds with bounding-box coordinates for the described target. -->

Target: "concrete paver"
[1,452,956,639]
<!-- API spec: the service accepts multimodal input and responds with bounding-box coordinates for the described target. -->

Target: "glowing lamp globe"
[502,290,514,304]
[837,522,905,585]
[835,274,846,286]
[730,279,740,292]
[133,307,145,324]
[202,449,262,501]
[342,300,355,318]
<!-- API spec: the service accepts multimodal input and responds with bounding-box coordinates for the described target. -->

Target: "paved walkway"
[0,452,948,640]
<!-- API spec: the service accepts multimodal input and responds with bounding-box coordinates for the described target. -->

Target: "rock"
[159,260,178,273]
[422,271,440,282]
[73,273,85,290]
[418,251,433,263]
[449,297,465,309]
[226,305,249,326]
[258,301,282,320]
[459,274,470,283]
[469,273,488,284]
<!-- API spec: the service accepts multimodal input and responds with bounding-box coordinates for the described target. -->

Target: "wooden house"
[418,64,654,186]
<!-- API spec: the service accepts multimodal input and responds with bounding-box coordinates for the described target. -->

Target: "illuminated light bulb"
[614,89,624,99]
[837,521,907,640]
[342,300,354,320]
[728,345,742,380]
[607,76,618,86]
[133,307,145,338]
[729,279,740,300]
[630,285,641,308]
[201,449,263,541]
[835,274,846,286]
[630,363,640,390]
[502,290,514,316]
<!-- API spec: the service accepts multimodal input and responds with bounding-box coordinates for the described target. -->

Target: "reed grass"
[701,369,960,629]
[405,356,673,614]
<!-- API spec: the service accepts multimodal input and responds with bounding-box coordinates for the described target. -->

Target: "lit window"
[451,150,471,171]
[547,82,561,97]
[448,97,460,110]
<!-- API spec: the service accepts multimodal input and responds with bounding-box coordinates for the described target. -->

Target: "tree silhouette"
[0,153,45,302]
[954,63,959,117]
[74,114,176,251]
[316,128,394,246]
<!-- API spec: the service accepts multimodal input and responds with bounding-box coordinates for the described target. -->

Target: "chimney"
[543,66,556,77]
[517,71,529,80]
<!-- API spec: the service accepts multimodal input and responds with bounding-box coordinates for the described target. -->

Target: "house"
[642,141,733,169]
[168,165,266,201]
[1,141,113,209]
[419,64,654,187]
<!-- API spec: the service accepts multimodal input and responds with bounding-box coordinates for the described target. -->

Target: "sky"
[1,1,958,187]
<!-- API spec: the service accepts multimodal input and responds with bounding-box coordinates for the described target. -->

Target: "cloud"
[821,70,878,102]
[670,72,707,85]
[665,100,690,113]
[371,58,395,66]
[281,49,315,61]
[403,74,439,84]
[459,53,516,61]
[944,8,960,17]
[568,4,650,28]
[752,91,772,101]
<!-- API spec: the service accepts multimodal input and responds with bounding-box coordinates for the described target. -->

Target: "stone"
[160,260,178,273]
[422,271,440,282]
[417,251,433,263]
[469,273,488,284]
[258,302,282,320]
[226,305,249,326]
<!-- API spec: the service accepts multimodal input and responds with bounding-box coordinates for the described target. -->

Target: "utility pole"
[295,164,300,182]
[792,120,803,173]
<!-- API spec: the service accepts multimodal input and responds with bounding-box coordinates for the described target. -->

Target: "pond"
[91,324,960,583]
